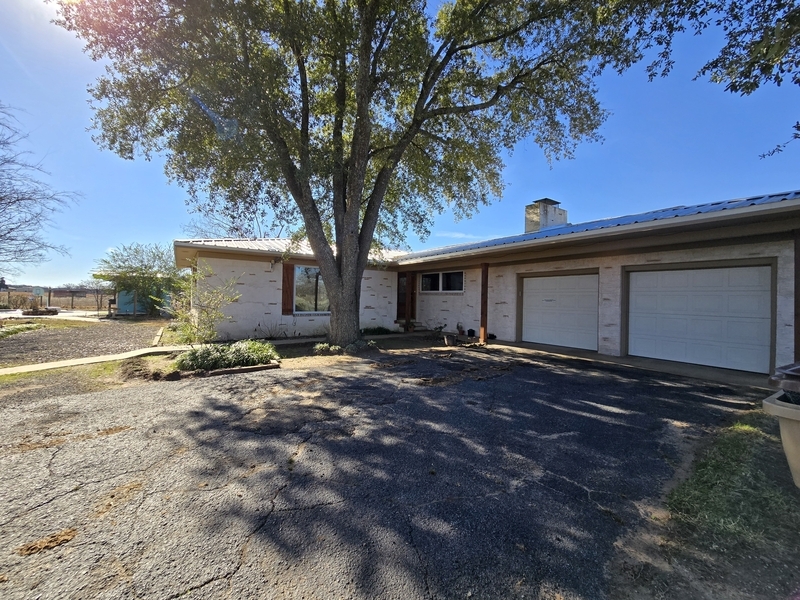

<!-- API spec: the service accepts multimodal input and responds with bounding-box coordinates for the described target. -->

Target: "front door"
[397,272,416,321]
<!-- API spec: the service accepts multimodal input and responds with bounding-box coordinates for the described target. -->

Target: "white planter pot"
[763,391,800,488]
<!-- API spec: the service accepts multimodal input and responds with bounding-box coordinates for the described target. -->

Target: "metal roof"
[175,190,800,265]
[397,189,800,262]
[173,238,406,262]
[173,238,314,255]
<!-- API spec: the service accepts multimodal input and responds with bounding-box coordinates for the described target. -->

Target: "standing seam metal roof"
[174,190,800,263]
[396,189,800,262]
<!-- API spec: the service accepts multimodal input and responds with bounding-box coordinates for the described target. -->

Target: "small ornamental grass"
[175,340,280,371]
[313,343,343,355]
[0,323,42,340]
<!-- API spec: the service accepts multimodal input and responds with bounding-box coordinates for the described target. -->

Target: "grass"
[1,318,97,331]
[0,323,42,339]
[667,410,800,550]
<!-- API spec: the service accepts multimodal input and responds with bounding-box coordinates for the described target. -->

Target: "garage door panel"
[631,315,658,335]
[660,339,689,358]
[632,294,659,311]
[688,343,723,364]
[659,317,688,336]
[728,266,770,287]
[691,318,725,338]
[690,294,724,313]
[660,295,689,312]
[692,270,725,287]
[629,267,771,373]
[726,320,770,344]
[726,345,770,373]
[522,275,598,351]
[634,271,659,287]
[660,271,690,287]
[629,336,658,356]
[727,294,770,316]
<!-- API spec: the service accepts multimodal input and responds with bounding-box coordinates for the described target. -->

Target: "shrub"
[361,326,393,335]
[175,340,280,371]
[8,295,29,310]
[313,343,343,355]
[344,339,376,355]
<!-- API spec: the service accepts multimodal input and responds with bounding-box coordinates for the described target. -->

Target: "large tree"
[58,0,659,345]
[0,103,75,276]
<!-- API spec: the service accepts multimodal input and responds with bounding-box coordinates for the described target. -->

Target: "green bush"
[361,326,394,335]
[175,340,280,371]
[313,343,343,355]
[344,339,376,355]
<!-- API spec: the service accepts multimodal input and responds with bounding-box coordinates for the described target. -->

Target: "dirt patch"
[15,437,68,452]
[11,426,132,454]
[0,319,163,368]
[97,426,131,436]
[118,357,179,381]
[16,529,77,556]
[609,412,800,600]
[94,481,143,518]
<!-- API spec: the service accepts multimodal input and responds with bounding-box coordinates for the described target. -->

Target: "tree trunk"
[327,278,361,347]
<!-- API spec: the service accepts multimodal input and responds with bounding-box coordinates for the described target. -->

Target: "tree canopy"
[63,0,791,344]
[0,103,75,276]
[94,242,178,316]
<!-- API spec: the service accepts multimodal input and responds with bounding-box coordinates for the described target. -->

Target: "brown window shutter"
[282,263,294,315]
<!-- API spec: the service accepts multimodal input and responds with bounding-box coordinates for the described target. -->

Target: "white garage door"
[629,266,771,373]
[522,274,599,351]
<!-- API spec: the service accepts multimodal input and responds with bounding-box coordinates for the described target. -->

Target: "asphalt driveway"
[0,347,764,599]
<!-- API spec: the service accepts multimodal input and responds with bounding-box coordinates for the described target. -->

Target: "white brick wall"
[415,268,482,333]
[197,257,398,340]
[414,240,794,367]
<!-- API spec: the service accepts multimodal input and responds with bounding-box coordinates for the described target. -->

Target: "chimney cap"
[532,197,560,206]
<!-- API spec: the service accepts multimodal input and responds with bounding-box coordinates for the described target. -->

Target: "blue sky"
[2,0,799,287]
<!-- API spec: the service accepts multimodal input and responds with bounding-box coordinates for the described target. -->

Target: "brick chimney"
[525,198,568,233]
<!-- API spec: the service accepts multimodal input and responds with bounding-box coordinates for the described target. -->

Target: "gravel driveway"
[0,348,763,599]
[0,319,161,367]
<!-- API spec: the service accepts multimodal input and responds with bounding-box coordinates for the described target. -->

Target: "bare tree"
[79,277,113,313]
[0,103,76,275]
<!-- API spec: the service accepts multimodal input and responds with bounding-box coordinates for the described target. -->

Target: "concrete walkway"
[0,346,193,377]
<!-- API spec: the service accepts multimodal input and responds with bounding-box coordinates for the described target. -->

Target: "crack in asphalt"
[532,469,628,525]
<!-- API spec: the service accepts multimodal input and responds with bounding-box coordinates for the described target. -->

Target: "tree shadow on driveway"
[148,350,762,599]
[0,349,764,599]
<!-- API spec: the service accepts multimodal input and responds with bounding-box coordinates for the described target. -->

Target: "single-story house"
[174,189,800,374]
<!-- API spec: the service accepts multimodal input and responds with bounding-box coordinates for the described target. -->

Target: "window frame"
[293,264,331,314]
[419,270,465,293]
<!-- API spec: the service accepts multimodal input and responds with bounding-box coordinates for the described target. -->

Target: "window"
[294,266,329,312]
[420,271,464,292]
[421,273,439,291]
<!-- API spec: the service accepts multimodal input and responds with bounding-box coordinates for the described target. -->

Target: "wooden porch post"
[479,263,489,343]
[404,272,414,331]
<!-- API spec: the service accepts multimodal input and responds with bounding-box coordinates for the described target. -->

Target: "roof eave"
[396,198,800,266]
